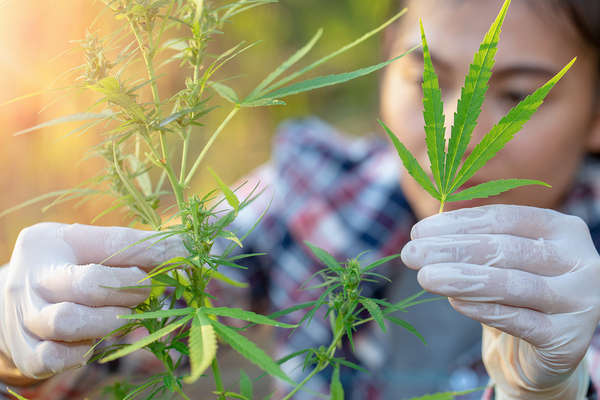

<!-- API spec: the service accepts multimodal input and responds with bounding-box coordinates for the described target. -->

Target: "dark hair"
[395,0,600,59]
[537,0,600,57]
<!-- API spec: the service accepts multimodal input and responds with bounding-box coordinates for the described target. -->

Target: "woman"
[2,0,600,399]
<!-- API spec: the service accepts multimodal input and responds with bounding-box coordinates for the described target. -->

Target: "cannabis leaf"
[379,0,570,212]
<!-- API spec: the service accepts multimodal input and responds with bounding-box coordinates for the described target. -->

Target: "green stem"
[180,129,190,183]
[281,361,324,400]
[174,386,191,400]
[184,106,240,186]
[212,357,224,394]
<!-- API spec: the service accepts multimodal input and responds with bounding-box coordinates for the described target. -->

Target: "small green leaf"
[330,366,345,400]
[246,28,323,100]
[209,167,240,213]
[446,178,550,203]
[359,298,385,333]
[379,120,440,200]
[100,314,193,362]
[199,307,296,328]
[185,312,218,383]
[362,254,401,272]
[384,316,426,345]
[170,340,190,356]
[255,51,412,101]
[420,20,446,192]
[163,375,175,392]
[90,77,146,122]
[240,370,253,400]
[159,105,218,127]
[213,82,240,104]
[112,146,161,229]
[240,98,287,107]
[217,230,243,248]
[13,110,114,136]
[304,241,340,270]
[118,307,195,320]
[208,319,295,386]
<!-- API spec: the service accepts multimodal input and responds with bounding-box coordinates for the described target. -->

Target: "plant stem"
[281,361,324,400]
[184,106,240,186]
[211,357,225,394]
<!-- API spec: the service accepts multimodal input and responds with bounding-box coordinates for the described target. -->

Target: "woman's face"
[381,0,600,219]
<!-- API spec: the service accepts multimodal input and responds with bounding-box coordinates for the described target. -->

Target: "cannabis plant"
[4,1,423,399]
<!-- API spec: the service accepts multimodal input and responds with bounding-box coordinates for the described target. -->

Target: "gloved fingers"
[37,264,150,307]
[21,339,94,380]
[26,302,132,342]
[416,264,576,314]
[448,298,553,348]
[57,223,188,270]
[411,204,588,242]
[402,234,569,276]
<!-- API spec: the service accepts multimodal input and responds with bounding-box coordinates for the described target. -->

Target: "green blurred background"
[0,0,397,262]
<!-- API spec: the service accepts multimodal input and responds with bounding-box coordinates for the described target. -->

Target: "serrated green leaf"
[209,319,295,385]
[246,28,323,100]
[443,0,508,191]
[240,98,287,107]
[446,178,550,202]
[330,366,344,400]
[198,307,296,328]
[185,312,218,383]
[118,307,195,320]
[209,167,240,213]
[13,110,114,136]
[449,57,575,195]
[359,298,385,332]
[384,315,426,345]
[100,314,193,362]
[159,105,218,127]
[362,254,401,272]
[90,77,146,122]
[378,120,440,200]
[205,268,249,288]
[112,146,161,229]
[163,375,175,392]
[420,20,446,192]
[170,340,190,356]
[240,370,253,400]
[213,82,240,104]
[304,241,340,270]
[255,51,412,101]
[217,230,243,248]
[257,9,407,97]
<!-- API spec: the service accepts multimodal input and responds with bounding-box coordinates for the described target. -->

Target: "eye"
[501,90,531,104]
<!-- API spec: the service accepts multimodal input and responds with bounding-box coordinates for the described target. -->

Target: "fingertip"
[31,340,94,379]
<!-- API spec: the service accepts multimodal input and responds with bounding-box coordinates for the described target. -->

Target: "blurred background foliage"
[0,0,396,262]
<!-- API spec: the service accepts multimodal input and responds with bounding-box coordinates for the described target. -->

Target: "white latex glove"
[401,205,600,400]
[0,222,186,383]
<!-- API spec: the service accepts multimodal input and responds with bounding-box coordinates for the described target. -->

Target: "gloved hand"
[0,222,186,384]
[401,204,600,400]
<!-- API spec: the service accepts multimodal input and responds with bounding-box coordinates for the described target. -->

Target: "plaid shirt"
[3,118,600,399]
